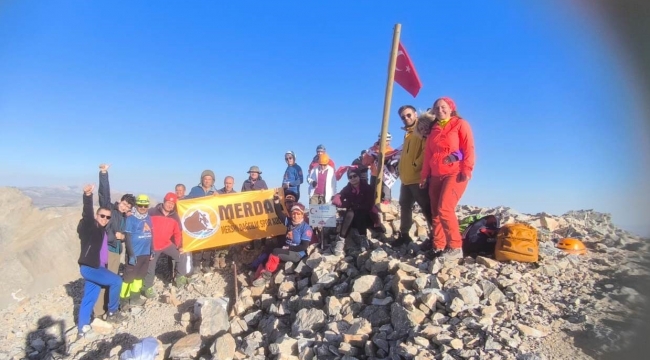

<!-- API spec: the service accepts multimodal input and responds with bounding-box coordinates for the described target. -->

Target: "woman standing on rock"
[420,97,475,260]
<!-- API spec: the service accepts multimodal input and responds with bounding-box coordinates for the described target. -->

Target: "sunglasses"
[348,174,359,179]
[291,211,304,216]
[98,214,112,219]
[400,113,413,120]
[137,204,149,208]
[285,157,293,160]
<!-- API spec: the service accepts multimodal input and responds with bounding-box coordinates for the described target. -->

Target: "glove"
[332,194,342,207]
[457,172,469,182]
[311,180,317,187]
[128,256,136,266]
[443,153,460,165]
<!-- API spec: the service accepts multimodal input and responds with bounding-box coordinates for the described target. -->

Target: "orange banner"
[177,189,286,252]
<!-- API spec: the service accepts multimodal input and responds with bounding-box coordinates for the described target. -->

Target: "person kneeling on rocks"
[251,201,313,287]
[121,195,154,306]
[331,168,377,255]
[77,184,127,339]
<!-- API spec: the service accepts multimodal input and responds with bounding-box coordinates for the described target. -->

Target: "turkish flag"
[394,42,422,97]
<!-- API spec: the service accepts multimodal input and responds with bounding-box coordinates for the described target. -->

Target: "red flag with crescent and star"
[394,42,422,97]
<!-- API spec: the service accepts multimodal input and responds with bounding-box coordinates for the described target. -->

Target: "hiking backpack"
[461,215,501,256]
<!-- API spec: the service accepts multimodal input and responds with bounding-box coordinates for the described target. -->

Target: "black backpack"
[461,215,501,256]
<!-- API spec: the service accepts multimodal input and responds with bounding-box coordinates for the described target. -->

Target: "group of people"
[75,96,475,338]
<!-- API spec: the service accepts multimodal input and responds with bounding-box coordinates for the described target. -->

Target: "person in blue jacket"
[121,194,154,303]
[282,151,304,201]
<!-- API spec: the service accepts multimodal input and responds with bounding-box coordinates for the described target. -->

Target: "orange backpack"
[494,223,539,263]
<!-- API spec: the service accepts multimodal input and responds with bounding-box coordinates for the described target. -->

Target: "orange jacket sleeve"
[458,119,475,178]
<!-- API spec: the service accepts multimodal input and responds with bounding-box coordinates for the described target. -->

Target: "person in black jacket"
[77,184,126,339]
[95,164,135,318]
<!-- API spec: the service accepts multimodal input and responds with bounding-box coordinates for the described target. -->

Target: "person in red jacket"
[419,97,475,261]
[144,192,189,297]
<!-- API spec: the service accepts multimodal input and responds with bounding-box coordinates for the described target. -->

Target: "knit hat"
[247,166,262,174]
[164,192,178,203]
[200,170,215,182]
[316,144,326,152]
[318,153,329,165]
[290,203,306,213]
[436,96,457,112]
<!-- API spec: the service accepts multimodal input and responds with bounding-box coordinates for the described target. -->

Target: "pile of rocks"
[2,202,648,360]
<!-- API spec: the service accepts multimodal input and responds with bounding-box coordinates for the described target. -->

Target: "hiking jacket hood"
[421,116,475,179]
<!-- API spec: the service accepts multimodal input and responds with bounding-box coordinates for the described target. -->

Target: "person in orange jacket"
[419,97,475,261]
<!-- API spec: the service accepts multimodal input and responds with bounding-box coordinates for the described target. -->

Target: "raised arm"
[98,164,111,208]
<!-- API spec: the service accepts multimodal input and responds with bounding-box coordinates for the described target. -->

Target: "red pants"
[428,174,468,250]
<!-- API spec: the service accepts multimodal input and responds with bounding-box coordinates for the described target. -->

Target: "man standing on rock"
[95,164,136,319]
[145,192,189,297]
[77,184,127,339]
[283,151,304,201]
[242,166,269,251]
[185,170,219,272]
[393,105,432,249]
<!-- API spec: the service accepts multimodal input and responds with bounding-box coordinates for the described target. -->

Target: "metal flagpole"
[375,23,402,204]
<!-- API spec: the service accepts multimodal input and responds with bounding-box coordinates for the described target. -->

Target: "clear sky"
[1,1,648,236]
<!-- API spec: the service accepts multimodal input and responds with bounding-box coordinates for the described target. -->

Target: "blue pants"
[78,265,123,331]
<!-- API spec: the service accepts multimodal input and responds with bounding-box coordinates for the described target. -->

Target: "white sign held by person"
[383,167,398,188]
[309,204,338,227]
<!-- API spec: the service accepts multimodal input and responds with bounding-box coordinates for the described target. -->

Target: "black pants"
[399,183,432,234]
[123,255,150,283]
[271,248,303,263]
[340,209,370,238]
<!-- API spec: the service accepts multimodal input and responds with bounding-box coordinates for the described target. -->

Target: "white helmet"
[378,132,392,140]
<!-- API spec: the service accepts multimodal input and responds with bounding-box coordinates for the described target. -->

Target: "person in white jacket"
[307,153,337,205]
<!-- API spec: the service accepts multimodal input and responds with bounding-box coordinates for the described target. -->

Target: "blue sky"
[1,1,648,235]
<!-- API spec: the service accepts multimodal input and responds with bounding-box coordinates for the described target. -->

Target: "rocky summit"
[0,191,648,360]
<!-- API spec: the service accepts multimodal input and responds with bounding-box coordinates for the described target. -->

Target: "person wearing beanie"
[282,151,304,201]
[120,194,153,306]
[420,97,475,261]
[185,169,219,273]
[186,170,218,198]
[251,200,313,287]
[145,192,190,297]
[393,104,433,249]
[307,153,337,205]
[308,144,336,172]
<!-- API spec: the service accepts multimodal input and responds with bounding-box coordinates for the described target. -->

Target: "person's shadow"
[24,316,67,359]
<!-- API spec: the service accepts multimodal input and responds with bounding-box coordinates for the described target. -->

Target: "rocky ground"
[1,204,648,360]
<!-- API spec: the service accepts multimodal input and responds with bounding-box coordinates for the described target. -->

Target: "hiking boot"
[175,275,188,287]
[419,239,433,252]
[252,270,272,287]
[142,287,157,299]
[332,236,345,256]
[442,248,464,262]
[129,292,146,307]
[359,236,370,253]
[424,248,444,261]
[392,233,412,248]
[105,311,128,324]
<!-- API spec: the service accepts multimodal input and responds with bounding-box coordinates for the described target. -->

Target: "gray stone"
[194,297,230,337]
[456,286,480,305]
[269,334,298,356]
[169,333,203,360]
[211,333,236,360]
[292,308,326,337]
[351,275,383,294]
